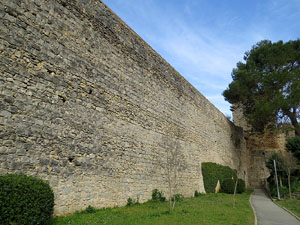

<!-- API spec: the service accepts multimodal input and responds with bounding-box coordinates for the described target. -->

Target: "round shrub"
[279,186,289,197]
[0,174,54,225]
[152,189,166,202]
[221,178,235,194]
[222,178,246,194]
[171,193,184,202]
[194,190,204,197]
[237,179,246,193]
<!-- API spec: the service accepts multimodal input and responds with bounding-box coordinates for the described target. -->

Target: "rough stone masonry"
[0,0,249,215]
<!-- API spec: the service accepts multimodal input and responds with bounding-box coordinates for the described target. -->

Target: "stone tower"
[232,104,292,188]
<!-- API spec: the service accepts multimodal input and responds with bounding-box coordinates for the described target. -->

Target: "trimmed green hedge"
[0,174,54,225]
[237,178,245,193]
[221,178,246,194]
[202,162,237,193]
[221,178,235,194]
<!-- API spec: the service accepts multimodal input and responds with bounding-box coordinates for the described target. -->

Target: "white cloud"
[206,95,232,116]
[147,18,245,78]
[103,0,300,116]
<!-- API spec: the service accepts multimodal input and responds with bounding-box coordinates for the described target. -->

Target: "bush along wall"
[236,178,246,193]
[221,178,235,194]
[202,162,237,193]
[221,178,245,194]
[0,174,54,225]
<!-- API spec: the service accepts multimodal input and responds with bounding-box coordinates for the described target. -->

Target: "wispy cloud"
[160,32,240,75]
[268,0,300,16]
[139,9,244,77]
[103,0,300,116]
[206,95,232,116]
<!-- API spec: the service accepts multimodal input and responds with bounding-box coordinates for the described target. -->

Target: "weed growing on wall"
[127,196,140,206]
[152,189,166,202]
[194,190,204,197]
[82,205,96,214]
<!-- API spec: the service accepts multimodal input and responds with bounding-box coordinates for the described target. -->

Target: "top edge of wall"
[57,0,230,123]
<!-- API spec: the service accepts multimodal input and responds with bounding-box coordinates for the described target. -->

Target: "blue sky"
[102,0,300,117]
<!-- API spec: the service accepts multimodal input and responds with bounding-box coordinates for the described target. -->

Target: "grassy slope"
[53,190,254,225]
[276,198,300,218]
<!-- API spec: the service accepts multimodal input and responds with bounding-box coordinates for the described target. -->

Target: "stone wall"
[246,130,294,187]
[232,104,251,132]
[233,105,294,187]
[0,0,247,215]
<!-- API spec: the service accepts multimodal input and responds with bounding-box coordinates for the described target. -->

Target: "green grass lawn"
[276,198,300,218]
[53,190,254,225]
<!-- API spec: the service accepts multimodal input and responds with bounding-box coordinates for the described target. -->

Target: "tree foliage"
[286,135,300,161]
[266,152,286,178]
[223,39,300,135]
[281,151,298,198]
[266,151,299,198]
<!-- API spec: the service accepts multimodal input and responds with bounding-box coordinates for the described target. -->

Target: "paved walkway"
[250,189,300,225]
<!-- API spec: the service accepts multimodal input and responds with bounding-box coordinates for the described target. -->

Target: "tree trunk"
[291,119,300,136]
[168,181,172,211]
[172,197,176,211]
[279,176,283,188]
[288,169,292,199]
[233,178,238,208]
[286,110,300,136]
[167,167,172,211]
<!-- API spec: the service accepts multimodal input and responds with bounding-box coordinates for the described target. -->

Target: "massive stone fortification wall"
[0,0,247,215]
